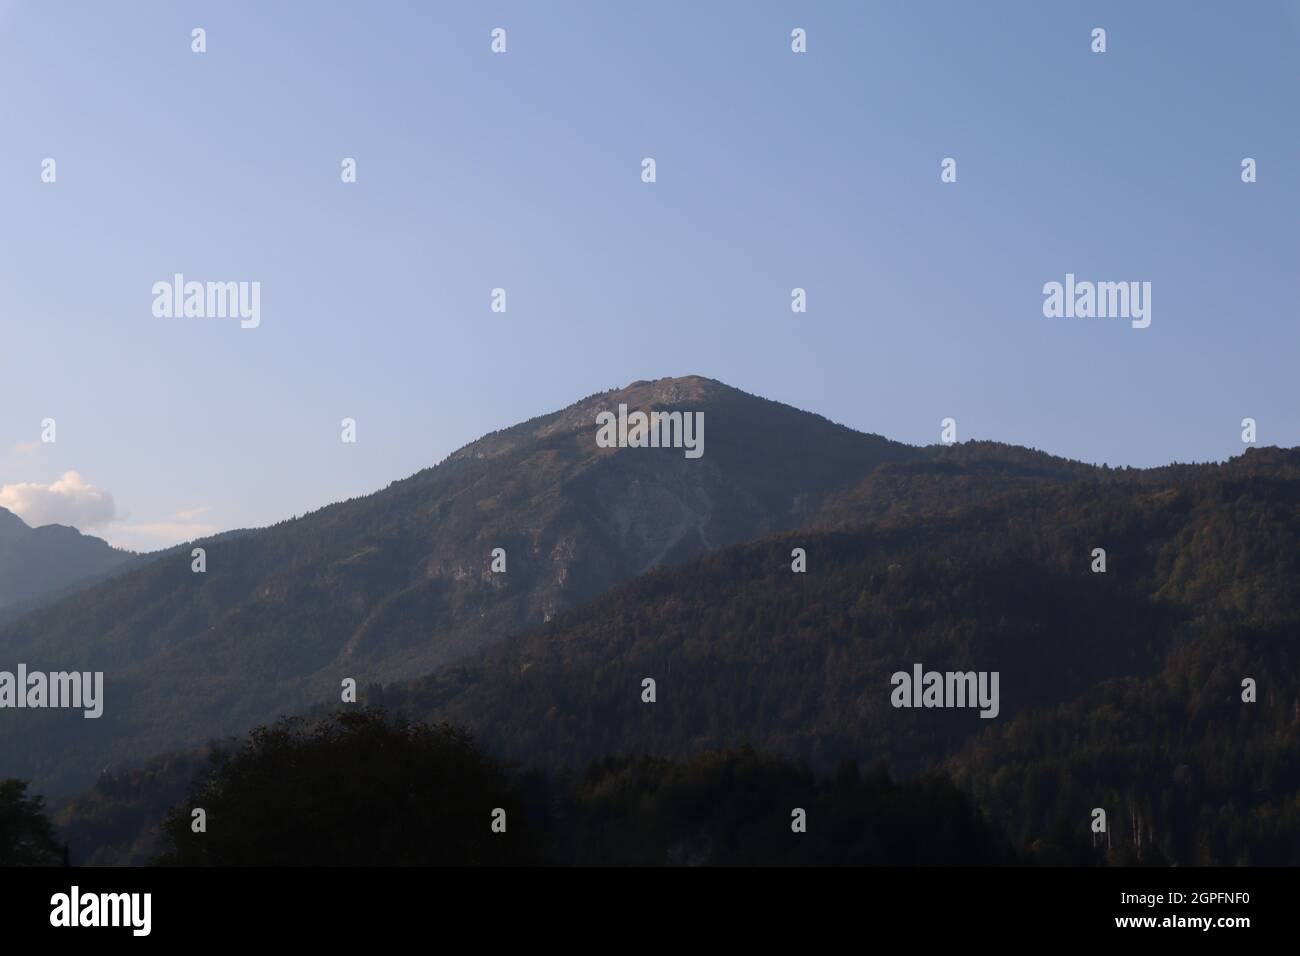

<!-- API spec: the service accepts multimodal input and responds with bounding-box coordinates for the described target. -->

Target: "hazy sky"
[2,1,1297,551]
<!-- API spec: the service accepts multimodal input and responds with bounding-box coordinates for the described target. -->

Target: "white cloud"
[0,471,117,530]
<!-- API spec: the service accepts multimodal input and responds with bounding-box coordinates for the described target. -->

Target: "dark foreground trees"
[159,711,540,865]
[156,709,1018,866]
[548,751,1020,866]
[0,778,63,866]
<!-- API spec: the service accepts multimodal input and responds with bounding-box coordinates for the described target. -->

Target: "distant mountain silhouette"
[0,507,132,618]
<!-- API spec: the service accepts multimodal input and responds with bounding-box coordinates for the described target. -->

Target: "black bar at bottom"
[0,865,1285,942]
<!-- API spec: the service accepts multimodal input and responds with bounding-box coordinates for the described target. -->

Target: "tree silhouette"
[0,779,63,866]
[158,710,540,866]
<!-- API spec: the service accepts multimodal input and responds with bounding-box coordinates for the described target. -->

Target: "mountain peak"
[612,375,729,405]
[0,506,130,614]
[0,506,30,540]
[448,376,739,463]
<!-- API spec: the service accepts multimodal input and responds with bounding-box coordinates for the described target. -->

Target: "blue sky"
[1,1,1297,550]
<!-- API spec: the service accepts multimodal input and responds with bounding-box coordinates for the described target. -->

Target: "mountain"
[0,508,132,617]
[25,373,1296,865]
[0,376,923,798]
